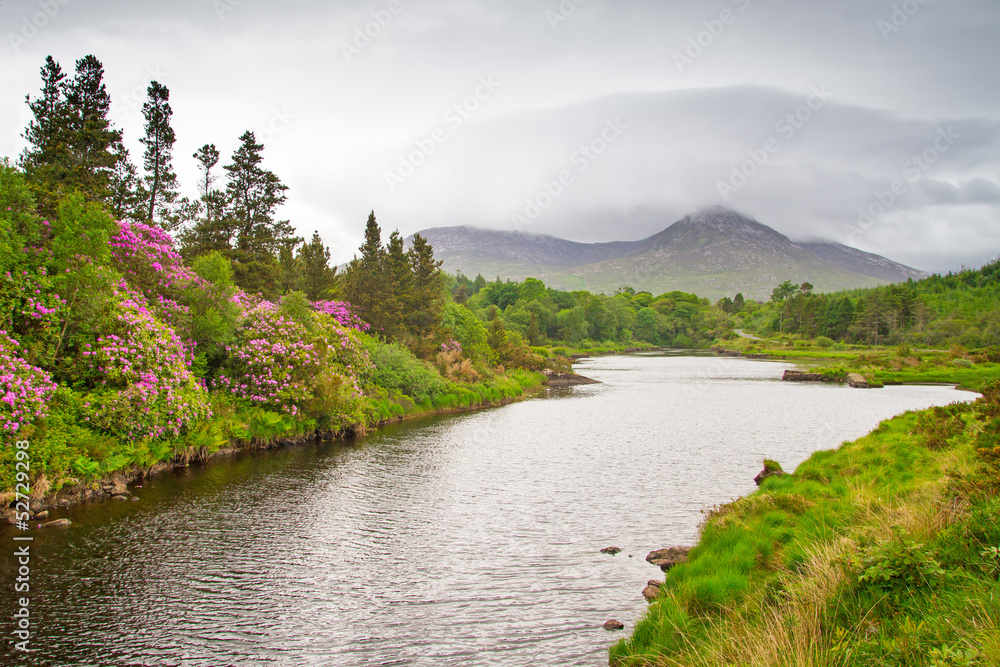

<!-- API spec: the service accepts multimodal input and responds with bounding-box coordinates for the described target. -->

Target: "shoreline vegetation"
[610,387,1000,667]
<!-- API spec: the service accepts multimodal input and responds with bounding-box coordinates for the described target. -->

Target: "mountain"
[795,241,928,284]
[413,207,928,300]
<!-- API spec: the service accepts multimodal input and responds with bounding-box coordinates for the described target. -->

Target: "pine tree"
[64,55,122,203]
[407,233,444,338]
[278,237,304,295]
[527,310,542,346]
[19,56,73,211]
[340,212,395,336]
[384,230,412,331]
[193,143,226,221]
[193,144,219,199]
[221,131,291,295]
[139,81,179,226]
[298,231,337,301]
[107,143,146,222]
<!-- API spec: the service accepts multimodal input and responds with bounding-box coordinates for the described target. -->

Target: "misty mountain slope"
[409,226,642,278]
[797,241,929,283]
[416,208,926,300]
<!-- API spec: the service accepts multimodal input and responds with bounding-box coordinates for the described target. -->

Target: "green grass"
[715,336,1000,391]
[610,402,1000,667]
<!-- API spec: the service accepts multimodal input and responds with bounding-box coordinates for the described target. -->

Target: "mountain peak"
[414,208,926,299]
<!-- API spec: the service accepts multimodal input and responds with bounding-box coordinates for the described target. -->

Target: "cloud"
[2,0,1000,273]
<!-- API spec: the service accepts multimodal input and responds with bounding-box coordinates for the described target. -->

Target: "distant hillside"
[414,207,928,300]
[796,241,928,283]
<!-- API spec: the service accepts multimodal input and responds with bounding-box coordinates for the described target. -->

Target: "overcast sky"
[2,0,999,272]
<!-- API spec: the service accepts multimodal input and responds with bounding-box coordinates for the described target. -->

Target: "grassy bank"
[716,337,1000,391]
[610,390,1000,666]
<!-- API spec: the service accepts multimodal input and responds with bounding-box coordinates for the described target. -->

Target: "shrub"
[217,302,372,423]
[312,300,370,332]
[816,336,834,348]
[368,339,446,404]
[435,348,480,383]
[913,404,969,450]
[441,302,490,361]
[81,292,210,442]
[0,329,57,442]
[856,531,952,596]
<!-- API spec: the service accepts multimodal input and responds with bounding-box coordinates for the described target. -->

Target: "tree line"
[18,54,335,300]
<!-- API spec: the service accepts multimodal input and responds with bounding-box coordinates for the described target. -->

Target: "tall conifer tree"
[140,81,179,225]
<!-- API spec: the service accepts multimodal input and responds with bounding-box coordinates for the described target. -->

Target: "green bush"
[367,339,447,404]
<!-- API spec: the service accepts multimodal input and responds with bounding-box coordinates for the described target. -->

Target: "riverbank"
[712,338,1000,391]
[609,386,1000,666]
[2,369,547,522]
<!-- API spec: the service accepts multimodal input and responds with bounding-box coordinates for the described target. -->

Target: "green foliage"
[441,302,490,361]
[913,403,969,450]
[50,192,115,271]
[856,531,953,594]
[366,339,446,404]
[0,159,42,273]
[182,251,241,373]
[139,80,179,225]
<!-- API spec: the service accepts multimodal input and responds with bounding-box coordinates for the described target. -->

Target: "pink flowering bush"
[81,293,211,441]
[216,302,373,424]
[108,220,198,330]
[109,221,192,293]
[313,300,370,332]
[0,330,57,440]
[0,266,64,348]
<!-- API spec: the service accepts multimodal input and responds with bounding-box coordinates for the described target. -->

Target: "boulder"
[542,369,602,387]
[646,547,690,572]
[34,510,49,520]
[603,619,625,631]
[600,546,622,555]
[112,494,129,502]
[41,518,71,528]
[847,373,871,388]
[647,579,663,588]
[782,370,826,382]
[642,585,660,601]
[754,466,789,486]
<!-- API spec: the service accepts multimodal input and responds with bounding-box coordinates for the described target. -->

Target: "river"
[0,353,977,666]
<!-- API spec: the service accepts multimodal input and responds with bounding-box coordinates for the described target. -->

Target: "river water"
[0,353,977,666]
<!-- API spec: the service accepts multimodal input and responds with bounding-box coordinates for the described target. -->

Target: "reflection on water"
[0,354,975,666]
